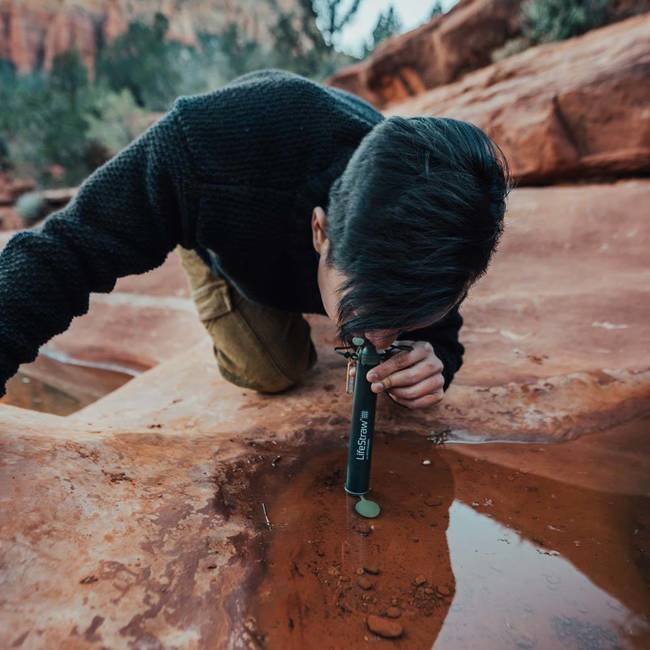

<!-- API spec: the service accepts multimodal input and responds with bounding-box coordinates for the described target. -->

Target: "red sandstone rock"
[0,173,36,205]
[0,208,21,231]
[329,0,522,108]
[3,180,644,434]
[0,0,308,74]
[367,614,403,639]
[0,181,648,645]
[389,15,650,185]
[363,564,380,575]
[42,5,97,73]
[0,248,204,413]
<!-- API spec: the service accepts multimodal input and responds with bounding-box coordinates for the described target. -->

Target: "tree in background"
[266,0,363,78]
[362,5,402,57]
[312,0,364,47]
[522,0,611,43]
[430,1,444,17]
[0,1,365,187]
[0,51,101,184]
[95,13,186,110]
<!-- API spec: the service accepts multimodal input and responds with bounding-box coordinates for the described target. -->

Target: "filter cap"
[355,496,381,518]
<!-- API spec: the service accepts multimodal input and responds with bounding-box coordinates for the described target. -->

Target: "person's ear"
[311,206,328,255]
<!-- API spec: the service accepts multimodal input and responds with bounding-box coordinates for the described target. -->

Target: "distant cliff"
[0,0,304,73]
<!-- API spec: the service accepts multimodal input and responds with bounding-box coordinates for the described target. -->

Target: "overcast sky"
[335,0,459,56]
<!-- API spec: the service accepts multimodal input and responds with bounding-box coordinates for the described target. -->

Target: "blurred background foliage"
[0,0,617,188]
[0,1,370,186]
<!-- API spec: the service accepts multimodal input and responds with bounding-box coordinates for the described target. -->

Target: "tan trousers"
[177,246,318,393]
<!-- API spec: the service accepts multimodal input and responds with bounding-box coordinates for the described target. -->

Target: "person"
[0,69,511,409]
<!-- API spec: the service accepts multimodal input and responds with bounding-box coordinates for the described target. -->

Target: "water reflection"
[235,423,649,649]
[436,501,649,649]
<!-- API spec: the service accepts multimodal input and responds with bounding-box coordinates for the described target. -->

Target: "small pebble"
[386,607,402,619]
[422,459,432,465]
[355,522,372,536]
[425,498,443,507]
[357,576,374,590]
[437,584,451,597]
[414,575,427,586]
[391,598,399,606]
[366,614,403,639]
[363,564,380,575]
[424,587,434,595]
[356,568,365,576]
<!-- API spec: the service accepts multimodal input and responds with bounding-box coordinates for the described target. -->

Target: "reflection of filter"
[344,338,380,500]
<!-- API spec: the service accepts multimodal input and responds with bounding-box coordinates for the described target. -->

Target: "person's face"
[311,207,442,350]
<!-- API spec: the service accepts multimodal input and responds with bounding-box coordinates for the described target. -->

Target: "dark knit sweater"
[0,69,464,397]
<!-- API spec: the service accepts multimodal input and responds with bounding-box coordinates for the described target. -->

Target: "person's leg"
[177,246,317,393]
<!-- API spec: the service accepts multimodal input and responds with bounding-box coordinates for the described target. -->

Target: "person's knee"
[219,363,297,394]
[213,341,317,395]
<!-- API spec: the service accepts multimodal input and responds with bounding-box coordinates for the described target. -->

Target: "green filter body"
[345,342,381,496]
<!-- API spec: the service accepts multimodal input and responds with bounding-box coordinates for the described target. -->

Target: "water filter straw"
[344,337,381,497]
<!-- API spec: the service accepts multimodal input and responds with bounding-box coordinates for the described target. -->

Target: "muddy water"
[229,421,649,649]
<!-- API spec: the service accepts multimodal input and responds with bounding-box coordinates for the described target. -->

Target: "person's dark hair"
[325,115,513,345]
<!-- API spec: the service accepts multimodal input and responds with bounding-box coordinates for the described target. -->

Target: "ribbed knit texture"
[0,69,464,396]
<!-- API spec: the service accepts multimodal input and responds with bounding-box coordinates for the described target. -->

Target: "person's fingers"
[372,355,443,393]
[388,388,444,410]
[387,373,444,400]
[365,341,429,383]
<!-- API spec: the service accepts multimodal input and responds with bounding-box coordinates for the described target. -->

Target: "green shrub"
[84,88,149,155]
[522,0,612,43]
[0,51,95,184]
[0,4,361,186]
[95,13,184,111]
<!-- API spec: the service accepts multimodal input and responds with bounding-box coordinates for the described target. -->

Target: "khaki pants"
[177,246,318,393]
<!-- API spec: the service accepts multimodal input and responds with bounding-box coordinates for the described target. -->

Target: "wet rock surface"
[1,251,204,414]
[367,614,404,639]
[1,175,648,647]
[1,190,649,645]
[229,422,648,649]
[1,402,648,648]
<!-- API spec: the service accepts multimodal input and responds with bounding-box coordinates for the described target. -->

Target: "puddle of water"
[224,425,649,649]
[0,353,134,415]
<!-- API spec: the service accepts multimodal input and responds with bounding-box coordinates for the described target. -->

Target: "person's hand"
[351,340,445,409]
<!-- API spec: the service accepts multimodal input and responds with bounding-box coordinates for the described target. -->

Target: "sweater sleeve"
[395,305,465,391]
[0,104,193,396]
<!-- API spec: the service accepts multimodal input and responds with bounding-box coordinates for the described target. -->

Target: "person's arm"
[0,104,194,396]
[395,305,465,391]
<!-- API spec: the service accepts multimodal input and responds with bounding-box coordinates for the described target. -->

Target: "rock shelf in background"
[329,0,522,108]
[389,15,650,185]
